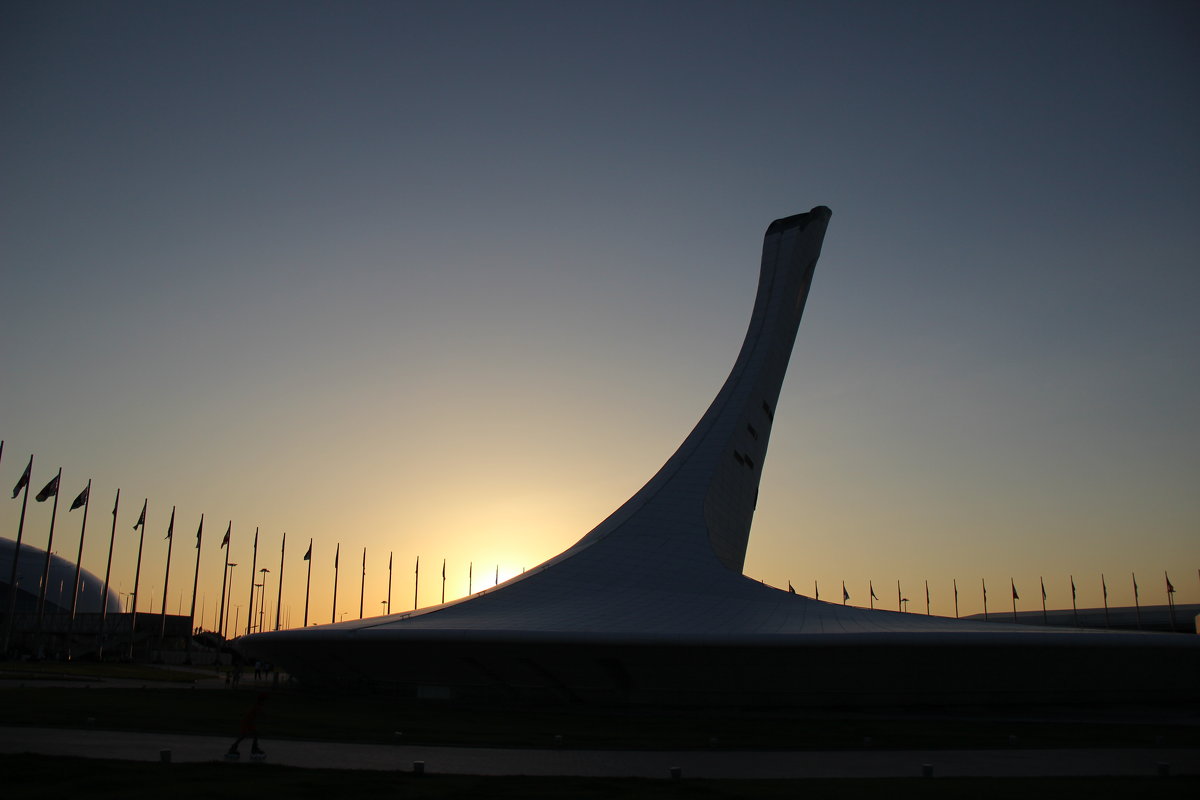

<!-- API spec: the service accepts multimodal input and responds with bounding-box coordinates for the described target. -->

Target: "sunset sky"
[2,1,1197,629]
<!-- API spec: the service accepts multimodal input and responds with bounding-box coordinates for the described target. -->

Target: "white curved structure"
[243,209,1198,705]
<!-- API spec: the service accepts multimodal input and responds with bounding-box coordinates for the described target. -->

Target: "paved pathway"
[0,726,1195,778]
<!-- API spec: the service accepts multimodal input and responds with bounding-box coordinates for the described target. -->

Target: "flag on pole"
[133,499,146,529]
[334,544,339,568]
[787,581,796,594]
[11,458,31,498]
[1041,577,1047,601]
[70,484,89,510]
[1133,573,1139,600]
[842,582,849,602]
[1070,575,1076,600]
[165,510,174,539]
[195,517,203,548]
[1102,574,1108,599]
[870,582,878,600]
[35,474,60,502]
[221,523,230,548]
[303,542,311,561]
[1011,579,1018,600]
[442,559,445,579]
[1166,573,1176,594]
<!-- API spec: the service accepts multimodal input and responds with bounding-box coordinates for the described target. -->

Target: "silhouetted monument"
[243,208,1199,705]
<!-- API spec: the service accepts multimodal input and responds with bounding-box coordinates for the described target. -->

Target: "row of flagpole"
[2,445,526,652]
[2,441,1194,658]
[793,572,1186,627]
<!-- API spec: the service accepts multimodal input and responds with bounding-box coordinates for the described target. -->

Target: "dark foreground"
[2,662,1197,796]
[3,754,1197,800]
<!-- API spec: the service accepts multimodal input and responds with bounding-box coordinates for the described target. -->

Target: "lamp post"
[223,563,238,639]
[248,583,260,633]
[258,568,270,634]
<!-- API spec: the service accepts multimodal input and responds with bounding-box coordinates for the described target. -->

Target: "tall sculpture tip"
[766,206,832,236]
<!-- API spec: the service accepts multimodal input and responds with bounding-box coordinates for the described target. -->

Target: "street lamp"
[258,568,270,634]
[224,563,238,639]
[251,583,262,632]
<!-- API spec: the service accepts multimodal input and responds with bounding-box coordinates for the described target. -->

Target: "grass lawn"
[0,660,208,683]
[3,754,1196,799]
[1,683,1197,751]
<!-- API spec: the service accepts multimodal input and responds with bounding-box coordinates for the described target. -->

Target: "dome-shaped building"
[0,537,120,615]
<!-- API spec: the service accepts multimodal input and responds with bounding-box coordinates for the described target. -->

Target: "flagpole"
[3,454,34,655]
[128,499,147,659]
[387,552,392,615]
[925,579,930,615]
[1101,574,1109,628]
[331,543,340,624]
[953,578,958,618]
[441,558,446,604]
[414,556,419,610]
[1132,572,1141,629]
[1010,578,1018,623]
[159,506,175,644]
[303,538,312,628]
[1165,572,1177,630]
[275,533,285,632]
[981,578,988,621]
[186,515,203,662]
[1040,576,1047,625]
[1070,574,1078,626]
[216,522,231,639]
[469,562,473,595]
[495,564,499,588]
[359,547,366,620]
[246,527,258,636]
[35,468,63,637]
[97,488,119,660]
[869,581,874,610]
[842,581,847,606]
[67,479,91,659]
[896,580,901,612]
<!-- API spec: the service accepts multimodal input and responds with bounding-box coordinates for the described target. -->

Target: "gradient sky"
[2,1,1197,628]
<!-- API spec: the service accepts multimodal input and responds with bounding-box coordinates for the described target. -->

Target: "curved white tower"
[242,208,1198,706]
